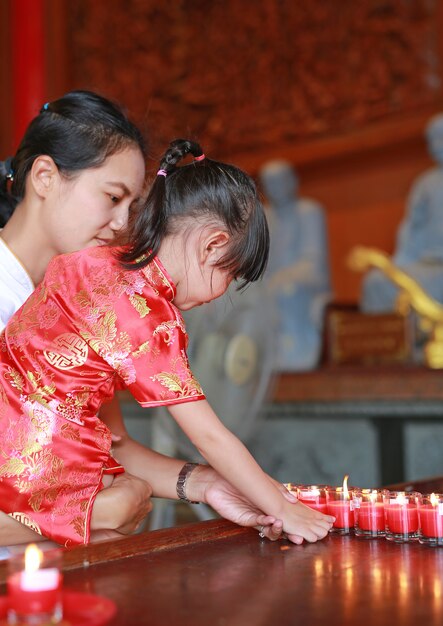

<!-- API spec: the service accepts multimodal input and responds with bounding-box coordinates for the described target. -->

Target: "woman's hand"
[91,472,153,535]
[183,466,280,541]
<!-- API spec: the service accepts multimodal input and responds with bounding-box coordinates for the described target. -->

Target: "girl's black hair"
[119,139,269,288]
[0,90,146,217]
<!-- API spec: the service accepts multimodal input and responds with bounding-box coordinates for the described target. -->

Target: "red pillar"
[11,0,47,149]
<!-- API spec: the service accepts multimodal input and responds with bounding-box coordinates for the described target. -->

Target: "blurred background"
[2,0,443,514]
[1,0,442,300]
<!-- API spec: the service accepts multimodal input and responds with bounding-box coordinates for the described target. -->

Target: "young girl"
[0,94,287,546]
[0,138,334,546]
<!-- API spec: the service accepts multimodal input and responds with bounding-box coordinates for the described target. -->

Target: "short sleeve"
[125,313,206,408]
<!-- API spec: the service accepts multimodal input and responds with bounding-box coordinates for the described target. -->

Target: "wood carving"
[65,0,442,158]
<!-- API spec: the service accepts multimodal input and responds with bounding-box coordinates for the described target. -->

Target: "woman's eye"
[110,195,121,204]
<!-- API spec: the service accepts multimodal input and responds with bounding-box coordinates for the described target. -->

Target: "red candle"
[386,504,418,534]
[296,486,328,513]
[326,475,353,532]
[419,505,443,538]
[299,496,327,513]
[357,502,385,531]
[418,494,443,545]
[7,544,63,623]
[327,500,354,529]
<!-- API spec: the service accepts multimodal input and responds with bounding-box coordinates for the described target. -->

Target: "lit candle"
[419,493,443,547]
[383,490,419,543]
[326,475,354,534]
[7,544,63,624]
[353,489,385,538]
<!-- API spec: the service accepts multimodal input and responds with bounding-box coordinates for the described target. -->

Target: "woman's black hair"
[119,139,269,288]
[0,158,16,227]
[0,90,146,217]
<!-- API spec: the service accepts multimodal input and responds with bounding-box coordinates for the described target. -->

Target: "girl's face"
[43,146,145,255]
[175,264,233,311]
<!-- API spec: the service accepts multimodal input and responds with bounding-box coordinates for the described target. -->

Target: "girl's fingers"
[287,534,304,545]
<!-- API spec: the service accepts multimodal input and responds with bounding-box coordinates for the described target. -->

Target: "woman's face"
[44,146,145,255]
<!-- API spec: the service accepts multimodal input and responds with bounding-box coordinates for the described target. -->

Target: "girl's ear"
[29,155,59,198]
[203,230,230,264]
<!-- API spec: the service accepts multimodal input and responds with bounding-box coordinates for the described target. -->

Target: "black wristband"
[176,462,200,504]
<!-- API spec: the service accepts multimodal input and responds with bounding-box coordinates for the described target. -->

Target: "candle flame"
[395,492,408,506]
[430,493,439,507]
[369,490,378,504]
[24,544,43,573]
[342,474,349,499]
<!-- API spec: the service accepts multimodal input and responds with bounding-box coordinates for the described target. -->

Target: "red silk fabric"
[0,247,204,545]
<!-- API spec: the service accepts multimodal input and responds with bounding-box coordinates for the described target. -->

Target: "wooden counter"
[1,514,442,626]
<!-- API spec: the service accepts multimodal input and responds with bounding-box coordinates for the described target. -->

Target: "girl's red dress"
[0,247,205,546]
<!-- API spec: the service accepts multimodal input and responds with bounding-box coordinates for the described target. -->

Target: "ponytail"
[119,139,204,268]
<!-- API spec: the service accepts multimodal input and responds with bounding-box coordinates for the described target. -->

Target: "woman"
[0,91,287,545]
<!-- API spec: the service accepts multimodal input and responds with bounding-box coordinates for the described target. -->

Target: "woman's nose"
[109,206,129,232]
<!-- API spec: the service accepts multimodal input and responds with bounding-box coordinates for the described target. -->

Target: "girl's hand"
[281,500,335,543]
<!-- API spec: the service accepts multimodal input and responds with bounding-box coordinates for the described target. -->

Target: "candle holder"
[383,490,420,543]
[293,485,329,513]
[353,488,385,539]
[418,493,443,547]
[325,486,354,535]
[6,545,63,625]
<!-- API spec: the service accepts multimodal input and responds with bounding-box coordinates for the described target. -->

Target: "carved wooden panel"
[66,0,442,158]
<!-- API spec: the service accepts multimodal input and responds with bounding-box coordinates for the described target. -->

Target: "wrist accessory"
[176,462,200,504]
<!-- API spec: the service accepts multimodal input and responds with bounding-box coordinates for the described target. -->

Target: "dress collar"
[146,256,177,302]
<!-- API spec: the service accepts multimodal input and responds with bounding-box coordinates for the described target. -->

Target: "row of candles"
[285,475,443,546]
[2,475,440,624]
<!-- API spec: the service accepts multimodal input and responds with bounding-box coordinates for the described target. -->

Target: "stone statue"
[259,160,332,371]
[361,113,443,314]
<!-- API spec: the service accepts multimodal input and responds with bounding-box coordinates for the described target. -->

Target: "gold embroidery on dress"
[132,341,152,358]
[44,333,89,369]
[9,512,42,535]
[57,389,90,426]
[4,367,25,392]
[151,353,203,398]
[153,321,182,346]
[26,370,56,406]
[129,294,151,318]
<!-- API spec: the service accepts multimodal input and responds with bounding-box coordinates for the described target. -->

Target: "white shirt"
[0,235,34,332]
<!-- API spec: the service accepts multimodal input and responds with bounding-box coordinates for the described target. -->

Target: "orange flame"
[24,544,42,573]
[369,490,378,504]
[430,493,439,507]
[342,474,349,499]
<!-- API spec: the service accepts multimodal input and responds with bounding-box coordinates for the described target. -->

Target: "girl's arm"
[100,399,288,541]
[168,400,334,542]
